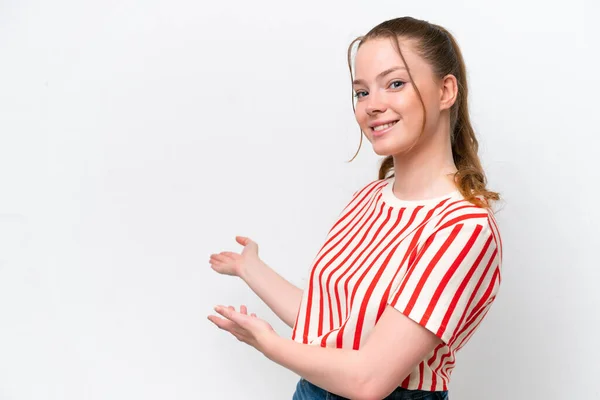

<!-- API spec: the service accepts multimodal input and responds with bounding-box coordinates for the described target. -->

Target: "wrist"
[260,331,284,360]
[239,260,265,282]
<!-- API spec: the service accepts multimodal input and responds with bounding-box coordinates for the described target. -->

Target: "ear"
[439,74,458,111]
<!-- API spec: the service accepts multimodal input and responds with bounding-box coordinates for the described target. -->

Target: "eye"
[389,80,405,89]
[354,80,405,99]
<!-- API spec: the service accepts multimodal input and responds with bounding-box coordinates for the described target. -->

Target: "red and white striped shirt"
[291,177,502,391]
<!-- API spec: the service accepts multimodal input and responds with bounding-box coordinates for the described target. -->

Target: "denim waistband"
[292,378,449,400]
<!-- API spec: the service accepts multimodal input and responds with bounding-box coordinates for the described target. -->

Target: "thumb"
[235,236,250,246]
[236,236,259,252]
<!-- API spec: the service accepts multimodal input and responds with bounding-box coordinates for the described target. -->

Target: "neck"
[390,127,457,201]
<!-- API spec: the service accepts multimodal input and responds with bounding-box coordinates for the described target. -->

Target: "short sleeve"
[388,220,501,345]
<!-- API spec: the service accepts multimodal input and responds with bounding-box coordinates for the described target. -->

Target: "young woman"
[208,16,502,400]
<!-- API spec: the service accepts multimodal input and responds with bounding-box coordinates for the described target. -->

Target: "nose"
[365,92,387,116]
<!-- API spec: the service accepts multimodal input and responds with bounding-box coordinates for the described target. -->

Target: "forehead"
[354,37,430,79]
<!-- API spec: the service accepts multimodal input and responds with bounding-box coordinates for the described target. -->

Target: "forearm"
[262,336,369,400]
[240,261,303,328]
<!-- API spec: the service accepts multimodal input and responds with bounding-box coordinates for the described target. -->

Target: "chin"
[371,139,415,157]
[365,124,420,154]
[372,146,394,156]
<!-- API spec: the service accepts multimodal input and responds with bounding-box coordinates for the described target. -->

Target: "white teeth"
[372,121,398,131]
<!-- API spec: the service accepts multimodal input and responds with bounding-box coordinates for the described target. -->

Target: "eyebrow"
[352,66,407,86]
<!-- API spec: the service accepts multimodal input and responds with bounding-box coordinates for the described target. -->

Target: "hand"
[208,304,277,353]
[209,236,262,278]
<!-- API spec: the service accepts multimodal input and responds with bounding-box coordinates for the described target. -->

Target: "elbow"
[352,369,406,400]
[351,374,388,400]
[348,352,402,400]
[353,385,386,400]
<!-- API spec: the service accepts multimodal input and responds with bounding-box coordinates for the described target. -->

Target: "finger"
[251,313,257,318]
[232,332,245,342]
[209,256,225,266]
[207,315,237,332]
[215,305,236,319]
[209,259,226,268]
[240,305,247,315]
[211,254,233,263]
[221,251,240,259]
[219,253,237,263]
[215,306,246,325]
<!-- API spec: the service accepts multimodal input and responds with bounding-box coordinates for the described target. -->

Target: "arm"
[262,304,442,400]
[262,220,500,399]
[240,261,303,329]
[212,220,499,398]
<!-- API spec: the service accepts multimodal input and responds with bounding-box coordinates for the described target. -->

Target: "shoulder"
[424,198,502,261]
[423,194,500,240]
[433,191,499,229]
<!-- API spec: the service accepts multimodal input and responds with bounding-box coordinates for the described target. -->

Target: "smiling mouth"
[370,121,400,137]
[372,120,399,132]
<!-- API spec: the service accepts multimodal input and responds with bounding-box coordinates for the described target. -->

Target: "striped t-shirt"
[291,177,502,391]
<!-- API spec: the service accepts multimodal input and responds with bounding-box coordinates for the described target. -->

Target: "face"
[352,37,445,156]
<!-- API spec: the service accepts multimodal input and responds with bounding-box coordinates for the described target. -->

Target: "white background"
[1,0,599,398]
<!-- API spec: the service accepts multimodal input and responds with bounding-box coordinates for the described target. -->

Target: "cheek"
[417,90,442,122]
[399,96,430,129]
[389,95,418,122]
[399,92,421,113]
[354,106,369,128]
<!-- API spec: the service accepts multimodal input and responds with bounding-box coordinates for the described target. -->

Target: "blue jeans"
[292,378,449,400]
